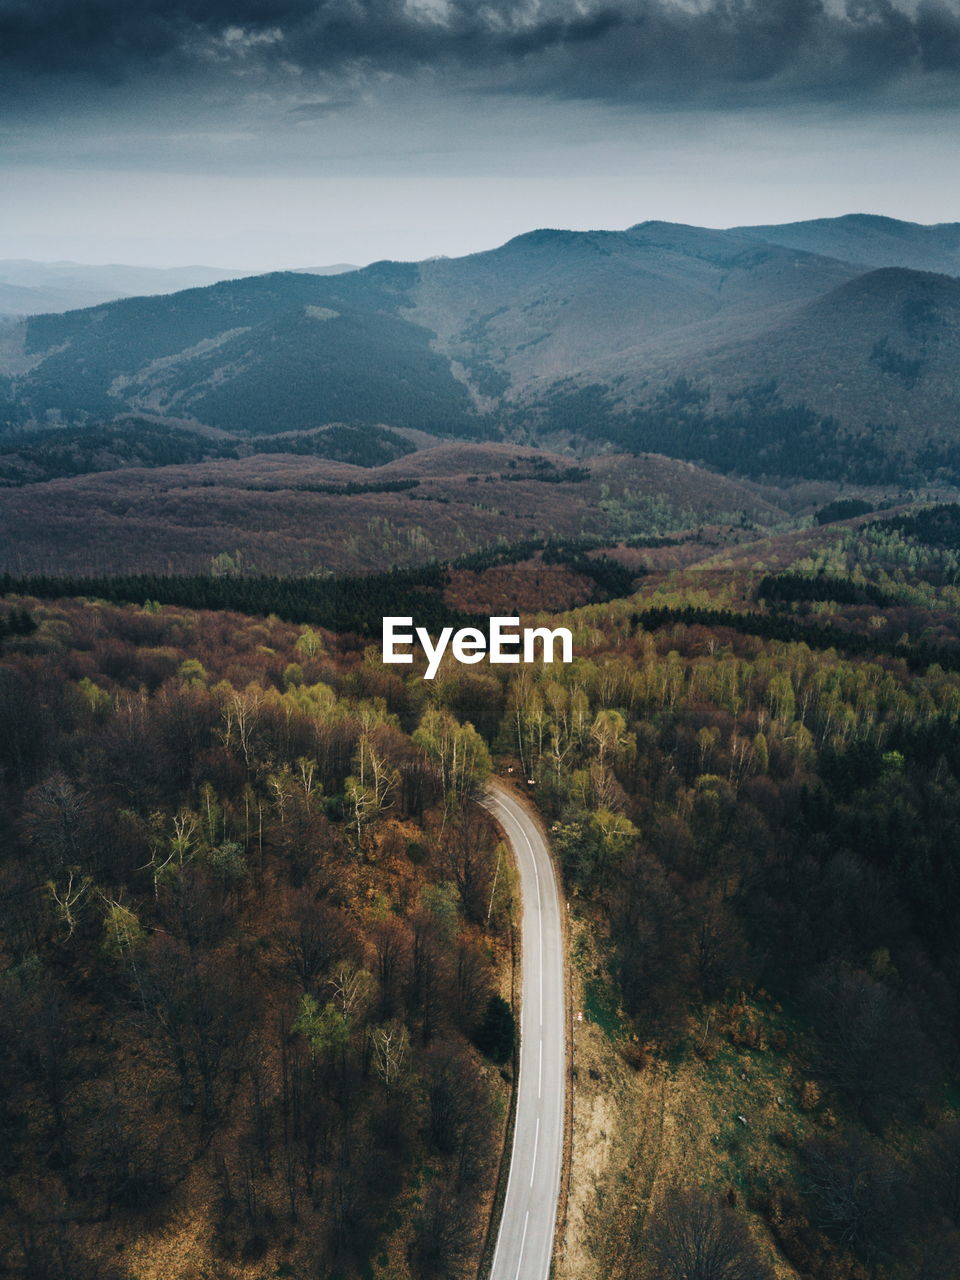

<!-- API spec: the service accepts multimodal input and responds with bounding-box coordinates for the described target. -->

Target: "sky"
[1,0,959,269]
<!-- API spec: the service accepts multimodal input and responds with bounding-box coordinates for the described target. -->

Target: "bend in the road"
[481,780,566,1280]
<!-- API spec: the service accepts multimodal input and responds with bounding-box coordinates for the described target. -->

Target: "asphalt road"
[481,780,567,1280]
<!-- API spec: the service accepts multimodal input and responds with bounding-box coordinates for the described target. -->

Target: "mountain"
[0,279,114,317]
[572,265,960,484]
[412,221,855,406]
[0,260,362,317]
[691,267,960,429]
[0,265,480,436]
[732,213,960,276]
[0,260,247,316]
[293,264,362,275]
[2,215,960,485]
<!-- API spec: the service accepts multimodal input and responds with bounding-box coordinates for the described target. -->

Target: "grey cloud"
[2,0,960,109]
[512,0,960,105]
[287,96,356,118]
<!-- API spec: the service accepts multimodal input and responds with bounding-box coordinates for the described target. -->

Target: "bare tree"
[370,1020,410,1090]
[441,804,494,923]
[425,1040,495,1188]
[408,1184,480,1279]
[138,936,255,1121]
[275,890,355,989]
[803,1135,907,1259]
[20,774,90,875]
[220,684,263,770]
[807,964,936,1123]
[691,888,746,1002]
[925,1120,960,1226]
[45,867,93,940]
[645,1187,773,1280]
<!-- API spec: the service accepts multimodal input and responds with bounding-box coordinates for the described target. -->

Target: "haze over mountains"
[1,214,959,494]
[0,261,246,317]
[0,260,361,317]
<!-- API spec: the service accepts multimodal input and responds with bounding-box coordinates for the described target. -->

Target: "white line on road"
[515,1211,529,1280]
[531,1117,540,1186]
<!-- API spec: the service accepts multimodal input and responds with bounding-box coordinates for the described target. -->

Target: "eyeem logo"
[383,616,573,681]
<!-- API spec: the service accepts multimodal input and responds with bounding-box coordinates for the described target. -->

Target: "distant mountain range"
[730,214,960,275]
[0,260,361,316]
[1,215,959,485]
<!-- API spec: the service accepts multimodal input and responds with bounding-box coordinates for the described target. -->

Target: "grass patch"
[573,917,626,1040]
[584,973,623,1040]
[943,1079,960,1114]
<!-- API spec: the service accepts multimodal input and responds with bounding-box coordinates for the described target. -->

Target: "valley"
[1,213,959,585]
[4,212,960,1280]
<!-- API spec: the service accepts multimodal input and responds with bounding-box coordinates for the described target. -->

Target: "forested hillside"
[0,599,512,1280]
[5,504,960,1277]
[732,214,960,276]
[0,421,416,487]
[0,442,788,577]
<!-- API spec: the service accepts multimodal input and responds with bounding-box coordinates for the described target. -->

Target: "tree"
[370,1020,410,1090]
[692,889,747,1002]
[20,774,90,876]
[645,1187,773,1280]
[803,1136,908,1259]
[807,964,936,1124]
[219,683,264,770]
[591,708,628,769]
[295,627,326,658]
[293,993,351,1062]
[144,808,198,898]
[614,854,690,1034]
[474,994,514,1063]
[922,1120,960,1227]
[408,1184,481,1279]
[591,807,638,888]
[0,665,51,787]
[45,867,93,941]
[8,972,82,1161]
[101,898,145,958]
[346,728,399,846]
[139,937,254,1121]
[275,891,355,988]
[76,1085,183,1210]
[442,804,496,923]
[414,707,491,812]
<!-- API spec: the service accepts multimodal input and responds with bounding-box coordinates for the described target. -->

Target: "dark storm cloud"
[2,0,960,107]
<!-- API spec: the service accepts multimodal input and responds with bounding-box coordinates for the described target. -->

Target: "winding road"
[481,780,567,1280]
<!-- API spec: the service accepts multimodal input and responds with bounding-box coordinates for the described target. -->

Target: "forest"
[494,594,960,1279]
[0,537,641,641]
[0,598,513,1279]
[538,377,955,486]
[4,510,960,1278]
[0,421,417,487]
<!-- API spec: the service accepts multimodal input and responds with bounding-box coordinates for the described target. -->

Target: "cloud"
[2,0,959,110]
[287,96,357,118]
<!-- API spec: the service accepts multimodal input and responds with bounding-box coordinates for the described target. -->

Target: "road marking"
[502,798,544,1027]
[486,806,525,1280]
[515,1211,529,1280]
[531,1116,540,1186]
[535,863,543,1023]
[538,1038,542,1099]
